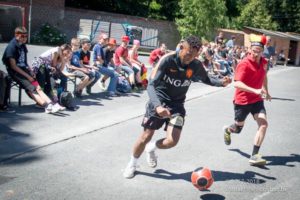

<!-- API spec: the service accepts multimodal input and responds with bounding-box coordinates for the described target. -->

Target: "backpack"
[59,91,76,110]
[116,76,131,93]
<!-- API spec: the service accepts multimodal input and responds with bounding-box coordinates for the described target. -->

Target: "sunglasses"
[19,34,28,38]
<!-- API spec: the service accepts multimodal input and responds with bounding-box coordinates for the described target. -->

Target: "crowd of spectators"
[1,27,281,113]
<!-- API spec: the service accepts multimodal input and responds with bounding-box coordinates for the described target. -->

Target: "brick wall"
[29,0,65,36]
[0,0,180,49]
[62,7,180,49]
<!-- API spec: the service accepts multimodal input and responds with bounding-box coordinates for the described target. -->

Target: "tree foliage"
[265,0,300,32]
[65,0,300,33]
[175,0,227,40]
[65,0,180,20]
[236,0,278,30]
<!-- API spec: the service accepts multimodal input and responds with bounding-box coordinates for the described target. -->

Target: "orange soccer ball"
[191,168,214,190]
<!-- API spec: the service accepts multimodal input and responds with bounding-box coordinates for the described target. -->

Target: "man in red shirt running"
[223,34,271,166]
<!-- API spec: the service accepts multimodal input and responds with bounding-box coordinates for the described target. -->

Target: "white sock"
[128,155,138,167]
[145,141,157,152]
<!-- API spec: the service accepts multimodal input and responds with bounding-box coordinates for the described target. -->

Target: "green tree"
[65,0,180,20]
[236,0,278,30]
[175,0,227,39]
[265,0,300,32]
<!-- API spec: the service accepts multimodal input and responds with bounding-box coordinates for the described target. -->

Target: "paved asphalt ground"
[0,44,300,200]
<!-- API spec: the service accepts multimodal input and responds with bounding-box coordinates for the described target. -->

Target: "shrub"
[31,23,66,46]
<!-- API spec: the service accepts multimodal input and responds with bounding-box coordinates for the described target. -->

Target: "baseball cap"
[133,39,140,45]
[122,35,130,42]
[108,38,117,45]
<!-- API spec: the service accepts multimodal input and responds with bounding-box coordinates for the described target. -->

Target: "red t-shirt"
[149,48,165,65]
[234,55,267,105]
[114,46,128,66]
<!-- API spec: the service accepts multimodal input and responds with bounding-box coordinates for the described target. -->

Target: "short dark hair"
[80,38,91,45]
[15,26,27,34]
[184,35,202,51]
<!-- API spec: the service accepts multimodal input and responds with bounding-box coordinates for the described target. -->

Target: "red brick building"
[0,0,180,49]
[218,27,300,66]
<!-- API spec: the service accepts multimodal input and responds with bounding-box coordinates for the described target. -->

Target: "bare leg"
[132,128,155,158]
[156,125,182,149]
[33,86,52,105]
[77,76,90,91]
[253,113,268,146]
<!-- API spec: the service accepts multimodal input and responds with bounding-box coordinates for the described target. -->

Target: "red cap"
[122,35,130,42]
[108,38,116,45]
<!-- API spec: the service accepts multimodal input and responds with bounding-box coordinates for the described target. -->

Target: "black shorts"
[234,101,266,122]
[141,101,186,130]
[7,67,36,93]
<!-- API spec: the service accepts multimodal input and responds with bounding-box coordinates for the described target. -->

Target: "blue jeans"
[89,70,101,87]
[216,60,232,76]
[98,66,118,93]
[120,65,134,75]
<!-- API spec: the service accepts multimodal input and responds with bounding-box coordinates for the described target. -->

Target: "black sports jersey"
[148,51,223,108]
[79,49,91,65]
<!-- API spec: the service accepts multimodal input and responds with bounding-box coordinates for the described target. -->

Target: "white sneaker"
[146,150,157,168]
[51,103,61,113]
[58,104,66,111]
[123,164,137,179]
[45,103,53,114]
[99,80,106,91]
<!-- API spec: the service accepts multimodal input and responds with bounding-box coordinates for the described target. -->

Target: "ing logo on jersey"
[186,69,193,78]
[163,74,191,87]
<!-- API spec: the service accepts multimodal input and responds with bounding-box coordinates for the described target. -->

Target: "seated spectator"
[214,44,232,76]
[2,26,60,113]
[93,34,119,96]
[214,32,224,45]
[149,43,167,67]
[114,35,136,89]
[277,49,289,66]
[226,35,236,48]
[31,44,72,111]
[80,38,100,95]
[67,38,94,97]
[128,39,143,89]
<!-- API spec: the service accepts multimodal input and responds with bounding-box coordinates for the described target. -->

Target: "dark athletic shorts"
[234,101,266,122]
[141,101,186,130]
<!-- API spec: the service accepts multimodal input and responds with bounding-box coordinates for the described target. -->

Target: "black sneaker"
[73,90,82,98]
[86,86,92,94]
[0,105,15,113]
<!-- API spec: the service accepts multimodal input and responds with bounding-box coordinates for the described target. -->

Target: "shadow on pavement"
[229,149,300,167]
[137,168,275,184]
[200,194,225,200]
[0,113,42,164]
[271,97,296,101]
[0,175,16,186]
